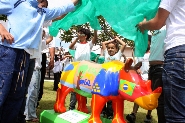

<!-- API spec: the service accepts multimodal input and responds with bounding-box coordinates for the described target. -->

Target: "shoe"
[26,118,39,122]
[69,107,75,110]
[144,115,152,123]
[100,110,106,118]
[126,113,136,123]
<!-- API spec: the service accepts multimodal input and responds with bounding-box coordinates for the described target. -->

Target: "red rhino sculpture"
[54,58,162,123]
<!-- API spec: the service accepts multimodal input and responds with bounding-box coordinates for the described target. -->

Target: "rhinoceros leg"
[112,97,126,123]
[54,84,73,113]
[76,93,89,113]
[88,94,107,123]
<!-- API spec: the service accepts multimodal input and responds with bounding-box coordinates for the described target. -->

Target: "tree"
[0,15,134,48]
[59,16,134,48]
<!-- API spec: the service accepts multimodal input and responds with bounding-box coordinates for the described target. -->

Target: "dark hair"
[41,0,48,7]
[107,40,119,51]
[78,28,91,40]
[55,55,59,61]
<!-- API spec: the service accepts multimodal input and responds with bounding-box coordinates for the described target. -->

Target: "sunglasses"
[77,32,85,36]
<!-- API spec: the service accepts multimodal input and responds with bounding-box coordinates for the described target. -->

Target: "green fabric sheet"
[69,49,105,64]
[50,0,161,57]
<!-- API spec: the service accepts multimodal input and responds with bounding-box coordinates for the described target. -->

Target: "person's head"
[38,0,48,8]
[65,52,70,55]
[106,40,119,56]
[77,28,91,42]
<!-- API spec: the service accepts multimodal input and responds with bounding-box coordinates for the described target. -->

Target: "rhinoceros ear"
[134,62,142,70]
[124,58,133,72]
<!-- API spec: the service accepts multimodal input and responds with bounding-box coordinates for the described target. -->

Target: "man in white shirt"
[137,0,185,122]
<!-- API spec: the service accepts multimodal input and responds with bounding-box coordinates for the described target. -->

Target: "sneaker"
[144,115,152,123]
[126,113,136,123]
[100,110,107,118]
[69,106,75,110]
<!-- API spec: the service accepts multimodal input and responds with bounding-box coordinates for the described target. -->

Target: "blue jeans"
[163,44,185,123]
[17,58,35,123]
[24,69,41,120]
[0,45,30,123]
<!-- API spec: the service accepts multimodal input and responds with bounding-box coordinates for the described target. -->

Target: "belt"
[149,61,163,65]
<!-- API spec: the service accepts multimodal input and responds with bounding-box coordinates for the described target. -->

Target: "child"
[102,36,126,62]
[101,36,126,119]
[68,28,97,110]
[0,0,78,122]
[53,54,61,91]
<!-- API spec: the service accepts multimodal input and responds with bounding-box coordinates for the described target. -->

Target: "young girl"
[102,36,126,62]
[101,36,126,119]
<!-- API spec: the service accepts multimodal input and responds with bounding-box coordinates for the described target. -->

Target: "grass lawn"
[27,81,158,123]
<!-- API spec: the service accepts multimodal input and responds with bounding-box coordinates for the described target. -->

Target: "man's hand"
[0,24,14,44]
[136,18,147,34]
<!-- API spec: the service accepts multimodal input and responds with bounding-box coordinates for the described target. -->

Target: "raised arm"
[101,39,114,51]
[114,36,126,53]
[69,38,78,49]
[137,8,170,33]
[44,0,78,21]
[52,14,67,22]
[46,36,53,45]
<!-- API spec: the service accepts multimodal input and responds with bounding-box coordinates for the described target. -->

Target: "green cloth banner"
[50,0,160,57]
[69,49,105,64]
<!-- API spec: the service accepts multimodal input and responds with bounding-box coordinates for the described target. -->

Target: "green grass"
[27,81,158,123]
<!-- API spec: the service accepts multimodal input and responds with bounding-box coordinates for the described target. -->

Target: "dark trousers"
[38,53,46,101]
[148,64,166,123]
[53,72,61,91]
[163,45,185,122]
[16,59,35,123]
[0,46,30,123]
[69,92,77,110]
[102,101,113,117]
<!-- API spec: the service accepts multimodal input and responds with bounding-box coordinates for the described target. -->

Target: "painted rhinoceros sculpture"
[54,58,162,123]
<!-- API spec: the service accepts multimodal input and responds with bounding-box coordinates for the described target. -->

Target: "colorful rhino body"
[54,59,161,123]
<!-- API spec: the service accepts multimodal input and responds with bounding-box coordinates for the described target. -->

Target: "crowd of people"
[0,0,185,123]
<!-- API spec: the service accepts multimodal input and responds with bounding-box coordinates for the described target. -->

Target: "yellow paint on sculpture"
[102,60,124,72]
[74,61,102,90]
[134,93,161,110]
[60,62,80,84]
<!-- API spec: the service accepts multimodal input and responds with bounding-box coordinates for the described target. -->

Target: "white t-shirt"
[53,61,61,73]
[104,50,122,62]
[74,41,93,61]
[159,0,185,52]
[41,27,55,54]
[136,52,150,80]
[149,26,166,61]
[59,60,64,72]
